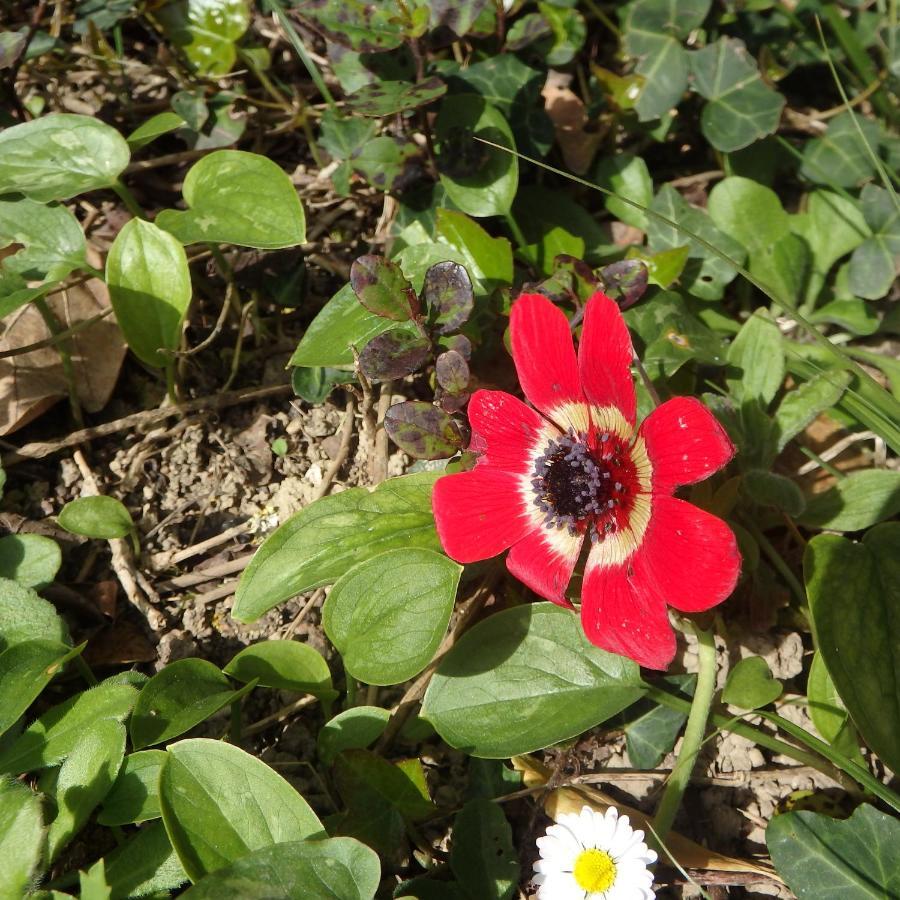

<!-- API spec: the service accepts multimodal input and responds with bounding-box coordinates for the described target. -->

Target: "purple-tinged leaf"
[344,78,447,118]
[359,330,430,382]
[350,255,418,321]
[384,401,464,460]
[435,351,470,394]
[599,259,649,309]
[438,333,472,361]
[423,261,474,334]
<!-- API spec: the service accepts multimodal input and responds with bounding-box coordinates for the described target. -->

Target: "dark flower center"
[531,430,639,541]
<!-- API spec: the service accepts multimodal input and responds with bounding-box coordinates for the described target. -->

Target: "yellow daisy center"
[573,847,617,893]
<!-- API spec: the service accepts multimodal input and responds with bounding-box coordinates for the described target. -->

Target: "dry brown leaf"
[512,755,781,884]
[541,70,606,175]
[0,274,126,435]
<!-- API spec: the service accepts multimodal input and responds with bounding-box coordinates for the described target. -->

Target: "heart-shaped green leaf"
[722,656,783,710]
[156,150,305,249]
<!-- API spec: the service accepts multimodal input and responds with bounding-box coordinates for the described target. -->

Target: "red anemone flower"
[432,292,740,670]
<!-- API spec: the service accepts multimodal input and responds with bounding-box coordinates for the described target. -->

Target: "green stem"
[229,697,243,743]
[164,361,178,405]
[34,297,83,428]
[113,180,145,219]
[651,623,717,844]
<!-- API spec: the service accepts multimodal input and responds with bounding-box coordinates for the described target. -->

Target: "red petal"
[581,559,675,670]
[639,397,735,495]
[635,495,740,613]
[467,389,555,474]
[578,292,636,424]
[510,293,583,424]
[433,469,535,564]
[506,528,582,609]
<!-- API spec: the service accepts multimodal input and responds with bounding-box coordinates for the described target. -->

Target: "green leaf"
[0,197,87,288]
[223,640,336,700]
[383,401,463,460]
[800,112,882,188]
[722,656,782,710]
[294,0,409,52]
[772,369,852,454]
[435,208,513,289]
[104,820,188,899]
[767,804,900,898]
[805,525,900,774]
[233,473,441,623]
[450,800,519,900]
[436,95,518,218]
[0,578,68,651]
[422,603,645,758]
[708,176,790,254]
[181,838,381,900]
[799,470,900,532]
[595,154,653,230]
[726,310,784,406]
[289,283,408,368]
[848,184,900,301]
[647,184,746,300]
[343,135,419,193]
[130,658,252,750]
[806,650,863,767]
[126,111,186,149]
[98,750,167,826]
[0,534,61,590]
[58,496,134,540]
[423,260,476,333]
[0,113,130,202]
[0,641,83,739]
[349,254,417,321]
[0,680,137,775]
[624,674,694,769]
[324,549,460,686]
[317,706,390,765]
[690,38,785,152]
[79,859,111,900]
[155,0,250,77]
[344,77,446,117]
[0,777,44,898]
[742,470,806,517]
[291,366,351,404]
[160,738,324,881]
[44,719,126,862]
[156,150,305,249]
[106,218,192,369]
[537,2,586,66]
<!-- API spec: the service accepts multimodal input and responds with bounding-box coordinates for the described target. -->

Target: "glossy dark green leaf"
[223,640,336,700]
[58,495,134,540]
[436,351,469,394]
[345,77,446,117]
[181,838,381,900]
[0,778,44,898]
[0,534,61,590]
[722,656,783,710]
[323,548,460,685]
[690,38,785,152]
[422,603,645,758]
[359,329,431,382]
[155,0,250,76]
[289,283,406,368]
[160,738,325,881]
[0,641,83,739]
[384,401,463,459]
[450,800,518,900]
[106,218,192,369]
[436,95,518,218]
[295,0,409,52]
[805,525,900,774]
[233,473,441,622]
[423,260,475,334]
[156,150,305,248]
[0,113,130,202]
[317,706,390,765]
[624,674,693,769]
[800,112,882,188]
[44,719,126,861]
[799,471,900,532]
[767,804,900,899]
[98,749,166,826]
[130,658,252,750]
[350,254,418,321]
[104,820,188,898]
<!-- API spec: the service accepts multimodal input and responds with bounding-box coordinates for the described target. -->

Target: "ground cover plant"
[0,0,898,897]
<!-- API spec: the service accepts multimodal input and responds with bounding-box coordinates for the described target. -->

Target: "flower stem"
[651,622,717,845]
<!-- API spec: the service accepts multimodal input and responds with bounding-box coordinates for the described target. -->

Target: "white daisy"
[532,805,657,900]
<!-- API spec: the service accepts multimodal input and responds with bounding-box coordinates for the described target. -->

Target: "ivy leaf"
[800,111,882,188]
[344,77,446,117]
[155,0,250,77]
[848,184,900,300]
[295,0,409,52]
